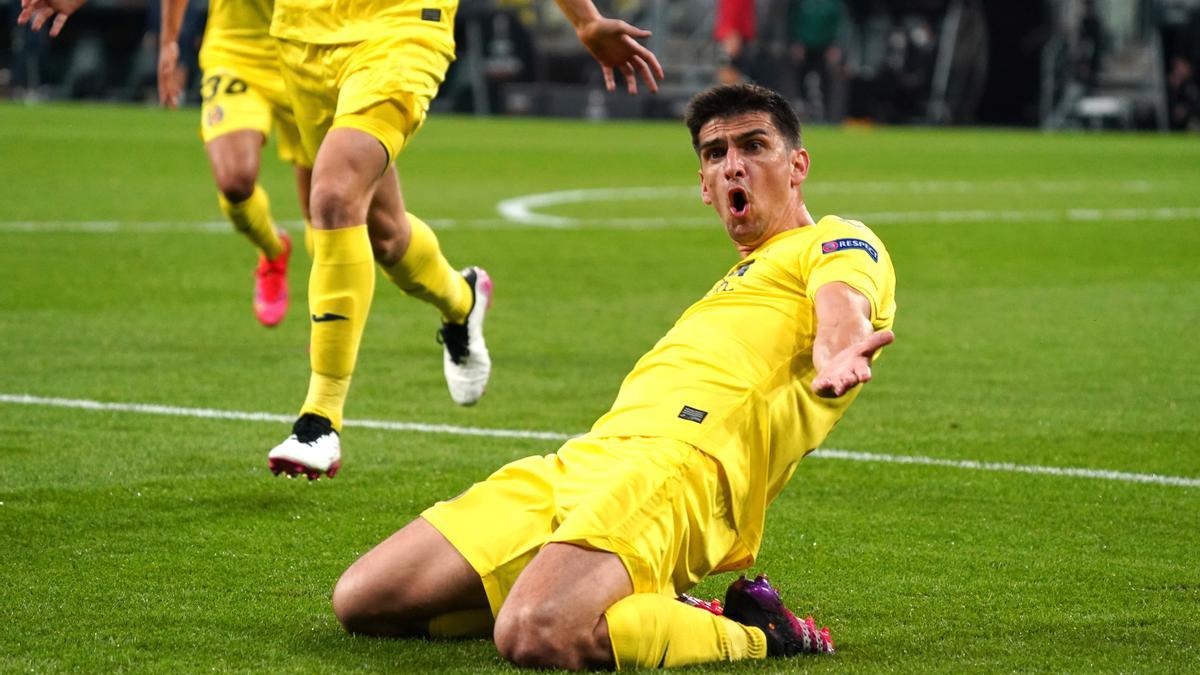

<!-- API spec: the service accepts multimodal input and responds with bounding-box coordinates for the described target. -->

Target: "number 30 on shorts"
[201,75,249,103]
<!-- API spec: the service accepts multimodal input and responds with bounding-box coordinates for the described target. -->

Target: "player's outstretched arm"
[811,282,894,398]
[553,0,664,95]
[17,0,86,37]
[157,0,190,108]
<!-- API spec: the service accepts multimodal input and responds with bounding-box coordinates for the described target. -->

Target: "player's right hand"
[575,18,665,95]
[157,41,182,108]
[18,0,86,37]
[811,329,895,398]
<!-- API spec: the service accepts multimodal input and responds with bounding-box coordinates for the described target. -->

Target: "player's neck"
[736,202,816,258]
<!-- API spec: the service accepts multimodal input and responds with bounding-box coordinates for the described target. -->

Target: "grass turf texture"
[1,103,1198,672]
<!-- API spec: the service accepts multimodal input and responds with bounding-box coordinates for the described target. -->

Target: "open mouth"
[728,187,749,217]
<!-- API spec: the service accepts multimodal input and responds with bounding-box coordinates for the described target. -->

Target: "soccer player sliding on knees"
[328,84,897,669]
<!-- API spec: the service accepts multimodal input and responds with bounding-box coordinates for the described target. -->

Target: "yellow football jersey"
[271,0,458,45]
[589,215,896,554]
[199,0,278,70]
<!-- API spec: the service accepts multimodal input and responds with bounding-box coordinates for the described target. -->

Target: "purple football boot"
[722,574,835,657]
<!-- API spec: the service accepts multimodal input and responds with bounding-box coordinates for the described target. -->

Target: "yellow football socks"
[300,225,375,431]
[379,214,471,324]
[303,220,315,257]
[427,609,494,639]
[605,593,768,668]
[218,185,284,260]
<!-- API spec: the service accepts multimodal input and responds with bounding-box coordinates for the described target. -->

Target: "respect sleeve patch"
[821,238,878,262]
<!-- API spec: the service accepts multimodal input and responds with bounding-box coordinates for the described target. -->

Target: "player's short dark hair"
[685,84,802,151]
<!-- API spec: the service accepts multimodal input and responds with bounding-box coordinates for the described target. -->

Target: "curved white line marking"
[496,186,699,226]
[493,180,1193,227]
[3,393,1197,488]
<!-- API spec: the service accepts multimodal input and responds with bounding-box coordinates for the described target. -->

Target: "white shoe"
[268,413,341,479]
[439,266,493,406]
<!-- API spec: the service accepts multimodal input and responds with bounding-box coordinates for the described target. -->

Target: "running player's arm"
[553,0,664,95]
[810,282,894,398]
[157,0,189,108]
[17,0,86,37]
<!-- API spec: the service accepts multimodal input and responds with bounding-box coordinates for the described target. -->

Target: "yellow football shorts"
[422,436,753,618]
[199,61,310,167]
[275,23,455,166]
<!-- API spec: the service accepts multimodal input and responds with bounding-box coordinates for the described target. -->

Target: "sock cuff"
[741,624,769,660]
[397,212,436,268]
[312,224,373,265]
[217,184,266,211]
[302,372,352,431]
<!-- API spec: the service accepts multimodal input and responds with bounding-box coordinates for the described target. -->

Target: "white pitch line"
[5,205,1200,234]
[811,449,1200,488]
[0,220,235,233]
[3,393,1198,489]
[0,393,570,441]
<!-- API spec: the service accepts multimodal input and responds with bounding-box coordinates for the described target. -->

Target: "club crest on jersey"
[206,105,224,127]
[821,238,878,262]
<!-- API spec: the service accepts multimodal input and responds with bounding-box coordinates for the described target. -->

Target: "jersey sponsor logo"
[821,238,878,262]
[421,8,442,21]
[678,405,708,423]
[311,312,349,323]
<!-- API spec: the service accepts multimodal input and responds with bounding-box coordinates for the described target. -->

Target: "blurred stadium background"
[3,0,1200,131]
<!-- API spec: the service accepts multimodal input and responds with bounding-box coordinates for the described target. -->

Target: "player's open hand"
[157,41,182,108]
[812,329,895,398]
[575,18,664,95]
[18,0,86,37]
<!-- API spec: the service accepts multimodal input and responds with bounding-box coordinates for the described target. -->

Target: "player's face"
[697,112,809,252]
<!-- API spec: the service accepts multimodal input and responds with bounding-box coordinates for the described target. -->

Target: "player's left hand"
[575,18,664,95]
[812,329,894,398]
[17,0,86,37]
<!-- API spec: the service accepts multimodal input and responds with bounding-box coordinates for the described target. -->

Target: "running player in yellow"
[158,0,309,327]
[328,84,897,669]
[263,0,666,479]
[20,0,664,480]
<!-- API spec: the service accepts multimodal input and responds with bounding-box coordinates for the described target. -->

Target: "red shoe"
[254,231,290,327]
[677,593,724,616]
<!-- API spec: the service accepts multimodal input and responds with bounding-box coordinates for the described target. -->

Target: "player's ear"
[699,170,713,205]
[790,148,810,188]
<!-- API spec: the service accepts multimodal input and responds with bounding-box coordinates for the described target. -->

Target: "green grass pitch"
[1,103,1198,673]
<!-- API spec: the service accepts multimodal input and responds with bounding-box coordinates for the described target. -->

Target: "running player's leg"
[293,163,315,256]
[365,169,491,405]
[332,518,492,638]
[289,126,384,454]
[367,169,468,321]
[205,130,293,326]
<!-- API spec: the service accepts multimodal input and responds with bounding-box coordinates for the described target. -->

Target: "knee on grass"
[493,602,610,670]
[331,565,419,637]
